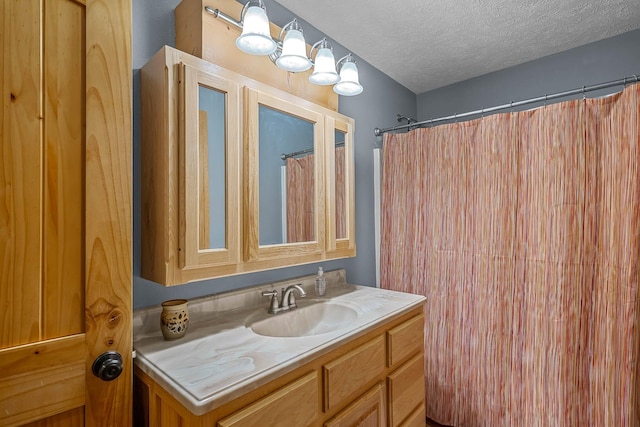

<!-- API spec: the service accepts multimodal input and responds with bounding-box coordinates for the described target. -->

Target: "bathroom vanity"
[136,5,422,425]
[133,270,426,426]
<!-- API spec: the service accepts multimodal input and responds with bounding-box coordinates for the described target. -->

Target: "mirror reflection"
[198,84,226,250]
[259,105,315,245]
[335,129,347,240]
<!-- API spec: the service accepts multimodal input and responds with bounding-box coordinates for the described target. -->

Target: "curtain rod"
[373,74,639,136]
[281,141,345,161]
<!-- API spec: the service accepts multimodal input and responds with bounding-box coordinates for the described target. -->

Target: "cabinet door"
[244,87,325,262]
[179,63,241,268]
[325,113,356,257]
[323,335,386,411]
[398,405,426,427]
[325,383,386,427]
[387,353,426,427]
[387,314,424,368]
[217,372,319,427]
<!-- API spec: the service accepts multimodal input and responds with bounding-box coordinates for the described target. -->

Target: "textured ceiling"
[273,0,640,94]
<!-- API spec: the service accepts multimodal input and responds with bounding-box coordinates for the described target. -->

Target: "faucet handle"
[262,290,279,314]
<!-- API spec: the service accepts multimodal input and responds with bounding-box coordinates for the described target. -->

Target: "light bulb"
[276,28,311,72]
[334,60,363,96]
[236,4,276,55]
[309,47,339,85]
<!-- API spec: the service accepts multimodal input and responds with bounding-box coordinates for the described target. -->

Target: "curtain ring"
[544,94,548,106]
[582,86,586,100]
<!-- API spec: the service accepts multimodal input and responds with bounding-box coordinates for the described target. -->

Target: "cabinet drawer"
[323,335,385,412]
[387,353,425,427]
[217,371,319,427]
[399,404,426,427]
[387,314,424,368]
[324,382,386,427]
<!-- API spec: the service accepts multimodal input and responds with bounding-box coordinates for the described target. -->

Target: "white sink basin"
[249,302,357,337]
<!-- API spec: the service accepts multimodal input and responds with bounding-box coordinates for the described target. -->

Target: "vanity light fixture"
[204,2,363,96]
[334,54,363,96]
[235,0,277,55]
[275,19,312,72]
[308,38,340,85]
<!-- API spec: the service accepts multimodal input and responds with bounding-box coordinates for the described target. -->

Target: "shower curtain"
[380,84,640,426]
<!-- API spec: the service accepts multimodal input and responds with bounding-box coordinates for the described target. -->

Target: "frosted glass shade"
[334,61,363,96]
[236,5,276,55]
[309,47,339,85]
[276,29,311,72]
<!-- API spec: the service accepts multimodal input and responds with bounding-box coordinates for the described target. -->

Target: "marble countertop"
[133,271,426,415]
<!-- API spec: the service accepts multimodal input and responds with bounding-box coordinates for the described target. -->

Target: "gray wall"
[132,0,416,309]
[417,29,640,120]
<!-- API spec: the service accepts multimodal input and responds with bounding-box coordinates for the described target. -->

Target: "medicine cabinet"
[141,46,355,286]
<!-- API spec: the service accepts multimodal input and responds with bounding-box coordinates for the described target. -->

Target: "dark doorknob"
[92,351,123,381]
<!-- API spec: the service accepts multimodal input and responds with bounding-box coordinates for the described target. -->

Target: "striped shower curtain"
[380,84,640,426]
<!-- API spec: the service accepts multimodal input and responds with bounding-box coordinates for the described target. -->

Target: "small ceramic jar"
[160,299,189,340]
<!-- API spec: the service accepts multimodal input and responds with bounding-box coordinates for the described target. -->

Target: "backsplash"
[133,269,347,338]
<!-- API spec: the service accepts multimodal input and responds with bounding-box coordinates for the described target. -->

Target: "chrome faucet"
[261,284,306,314]
[281,284,306,310]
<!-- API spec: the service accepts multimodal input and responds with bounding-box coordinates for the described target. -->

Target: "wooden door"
[0,0,132,426]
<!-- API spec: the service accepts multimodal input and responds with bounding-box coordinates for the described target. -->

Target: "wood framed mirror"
[179,63,241,268]
[326,114,355,255]
[244,87,325,262]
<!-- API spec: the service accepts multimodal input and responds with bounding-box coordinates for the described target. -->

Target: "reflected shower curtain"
[335,146,347,238]
[380,84,640,426]
[286,155,315,243]
[286,149,347,243]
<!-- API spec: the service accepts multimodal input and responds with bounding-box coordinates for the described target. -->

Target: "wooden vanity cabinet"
[134,306,425,427]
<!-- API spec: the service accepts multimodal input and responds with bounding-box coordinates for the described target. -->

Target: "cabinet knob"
[92,351,123,382]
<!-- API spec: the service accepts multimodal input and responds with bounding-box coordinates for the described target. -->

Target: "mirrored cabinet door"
[325,114,356,255]
[179,63,241,268]
[244,87,325,262]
